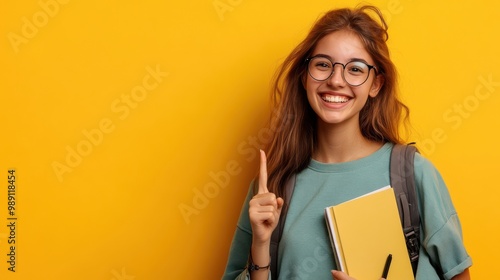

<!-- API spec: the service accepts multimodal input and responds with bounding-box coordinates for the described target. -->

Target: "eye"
[346,61,368,75]
[316,62,330,68]
[311,57,332,71]
[350,66,363,72]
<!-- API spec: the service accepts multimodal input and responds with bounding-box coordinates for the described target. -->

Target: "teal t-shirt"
[222,143,472,280]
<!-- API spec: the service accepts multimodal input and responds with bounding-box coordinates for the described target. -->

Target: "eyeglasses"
[306,56,378,87]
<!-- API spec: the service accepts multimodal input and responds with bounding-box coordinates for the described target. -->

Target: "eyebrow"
[312,53,371,65]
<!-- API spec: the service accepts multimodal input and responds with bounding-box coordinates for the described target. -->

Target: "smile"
[321,94,350,103]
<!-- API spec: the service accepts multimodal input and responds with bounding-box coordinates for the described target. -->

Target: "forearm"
[249,241,271,280]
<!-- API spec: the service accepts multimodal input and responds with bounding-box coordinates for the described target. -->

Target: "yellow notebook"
[324,186,414,280]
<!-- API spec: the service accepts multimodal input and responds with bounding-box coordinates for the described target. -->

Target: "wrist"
[252,238,270,246]
[250,241,270,267]
[248,255,271,272]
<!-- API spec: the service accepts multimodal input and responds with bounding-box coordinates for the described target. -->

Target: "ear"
[369,74,384,98]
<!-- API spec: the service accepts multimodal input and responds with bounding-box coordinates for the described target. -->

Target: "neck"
[313,120,383,163]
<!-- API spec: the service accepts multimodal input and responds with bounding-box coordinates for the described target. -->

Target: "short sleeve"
[413,154,472,280]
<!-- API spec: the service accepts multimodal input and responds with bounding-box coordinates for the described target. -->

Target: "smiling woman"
[222,5,471,280]
[304,30,384,140]
[2,0,497,278]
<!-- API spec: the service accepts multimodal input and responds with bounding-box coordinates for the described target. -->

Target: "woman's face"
[305,30,383,129]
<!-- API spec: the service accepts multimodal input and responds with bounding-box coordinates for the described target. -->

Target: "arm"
[223,151,282,280]
[414,154,472,279]
[248,150,283,280]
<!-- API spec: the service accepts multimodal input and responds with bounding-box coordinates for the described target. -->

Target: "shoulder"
[413,153,439,175]
[412,152,458,224]
[412,152,446,186]
[411,152,457,216]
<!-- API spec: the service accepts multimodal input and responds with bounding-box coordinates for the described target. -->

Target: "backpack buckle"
[404,229,419,262]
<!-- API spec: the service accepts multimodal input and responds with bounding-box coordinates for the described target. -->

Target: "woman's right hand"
[248,150,284,280]
[249,150,284,245]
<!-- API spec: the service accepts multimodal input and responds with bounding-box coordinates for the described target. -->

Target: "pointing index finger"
[258,149,269,194]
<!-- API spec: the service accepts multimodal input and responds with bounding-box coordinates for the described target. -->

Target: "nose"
[327,63,346,87]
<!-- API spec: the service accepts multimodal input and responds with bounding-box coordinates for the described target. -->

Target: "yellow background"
[0,0,498,279]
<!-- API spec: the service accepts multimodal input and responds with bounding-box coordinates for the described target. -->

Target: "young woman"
[223,5,472,280]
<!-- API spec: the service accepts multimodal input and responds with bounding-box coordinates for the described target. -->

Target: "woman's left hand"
[331,270,356,280]
[331,270,386,280]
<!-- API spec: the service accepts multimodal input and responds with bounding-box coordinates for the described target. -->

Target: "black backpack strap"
[390,143,420,276]
[270,174,296,279]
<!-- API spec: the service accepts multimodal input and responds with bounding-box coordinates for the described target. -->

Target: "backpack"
[269,144,420,278]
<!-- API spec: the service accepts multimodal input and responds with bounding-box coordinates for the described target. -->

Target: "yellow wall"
[0,0,498,279]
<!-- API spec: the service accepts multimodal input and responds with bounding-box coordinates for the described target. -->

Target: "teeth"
[322,95,349,103]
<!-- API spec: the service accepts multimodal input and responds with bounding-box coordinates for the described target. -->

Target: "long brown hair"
[264,5,409,197]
